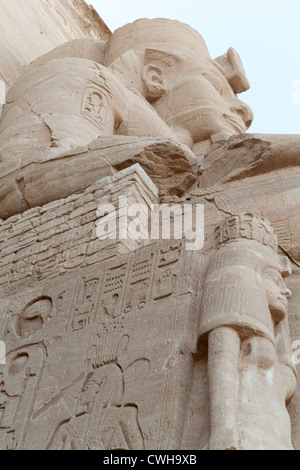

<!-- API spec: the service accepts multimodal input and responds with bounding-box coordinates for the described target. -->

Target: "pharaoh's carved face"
[79,379,101,411]
[263,265,292,323]
[152,57,253,146]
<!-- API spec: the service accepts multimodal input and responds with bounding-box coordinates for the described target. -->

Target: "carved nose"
[230,101,254,129]
[282,287,292,300]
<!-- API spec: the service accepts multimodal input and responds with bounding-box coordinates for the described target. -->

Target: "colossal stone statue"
[0,7,300,451]
[0,19,252,219]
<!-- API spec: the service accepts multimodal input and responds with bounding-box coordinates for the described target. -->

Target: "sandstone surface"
[0,5,299,451]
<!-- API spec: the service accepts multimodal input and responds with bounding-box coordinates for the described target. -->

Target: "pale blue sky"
[90,0,300,135]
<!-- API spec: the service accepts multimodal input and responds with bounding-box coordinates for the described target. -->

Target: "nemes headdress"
[106,19,250,94]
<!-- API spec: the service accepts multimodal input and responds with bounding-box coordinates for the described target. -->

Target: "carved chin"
[269,299,288,323]
[223,114,246,134]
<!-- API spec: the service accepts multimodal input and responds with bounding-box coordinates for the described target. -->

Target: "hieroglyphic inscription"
[68,277,102,331]
[153,243,183,301]
[123,252,156,314]
[99,263,128,319]
[0,240,192,449]
[16,298,53,338]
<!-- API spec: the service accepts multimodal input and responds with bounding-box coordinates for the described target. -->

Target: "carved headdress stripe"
[215,213,278,252]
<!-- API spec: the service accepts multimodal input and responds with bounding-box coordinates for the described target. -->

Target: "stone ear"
[142,64,167,101]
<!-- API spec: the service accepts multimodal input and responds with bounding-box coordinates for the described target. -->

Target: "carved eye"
[264,268,283,287]
[203,72,224,95]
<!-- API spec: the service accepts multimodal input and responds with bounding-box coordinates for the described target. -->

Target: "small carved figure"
[199,214,297,450]
[47,334,147,450]
[47,363,144,450]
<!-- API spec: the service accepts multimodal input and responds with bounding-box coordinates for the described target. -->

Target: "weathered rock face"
[0,4,300,450]
[0,0,111,86]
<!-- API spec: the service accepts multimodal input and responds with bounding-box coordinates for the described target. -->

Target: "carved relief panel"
[0,240,201,450]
